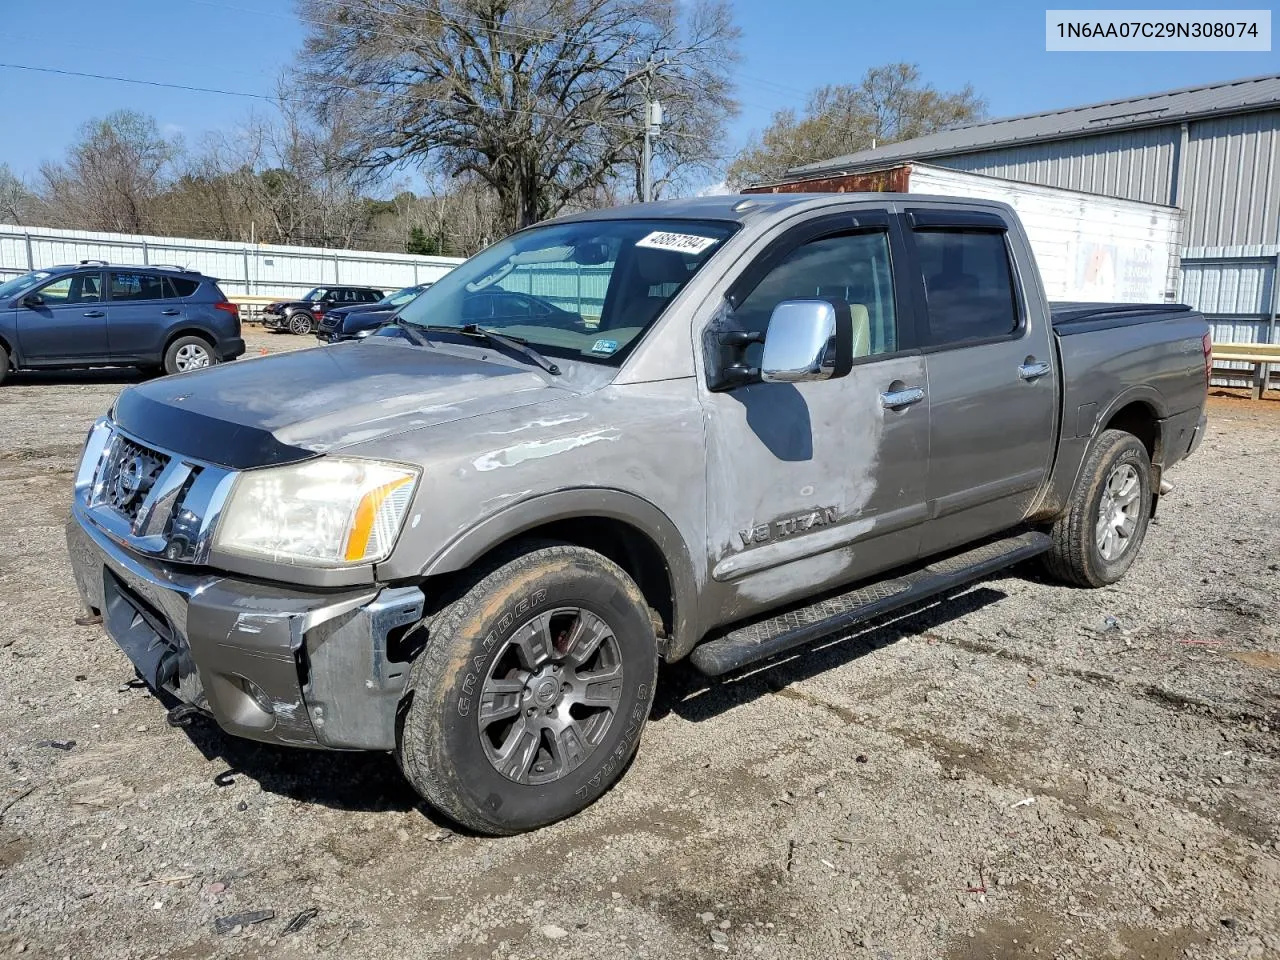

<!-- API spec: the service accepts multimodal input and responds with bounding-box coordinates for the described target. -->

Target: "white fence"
[0,223,463,298]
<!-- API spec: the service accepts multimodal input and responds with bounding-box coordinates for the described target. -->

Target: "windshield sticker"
[590,338,619,355]
[635,231,718,255]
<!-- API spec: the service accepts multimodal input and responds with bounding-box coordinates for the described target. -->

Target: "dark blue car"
[0,260,244,384]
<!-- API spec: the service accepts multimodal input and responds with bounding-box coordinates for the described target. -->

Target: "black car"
[0,261,243,383]
[316,283,432,342]
[261,286,386,336]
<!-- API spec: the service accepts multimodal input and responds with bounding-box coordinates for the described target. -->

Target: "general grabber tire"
[397,544,659,835]
[1044,429,1153,588]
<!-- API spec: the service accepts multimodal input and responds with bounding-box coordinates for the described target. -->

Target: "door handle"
[161,308,180,316]
[82,310,105,318]
[880,386,925,409]
[1018,360,1051,381]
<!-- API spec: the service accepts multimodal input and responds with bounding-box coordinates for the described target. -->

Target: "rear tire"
[1044,429,1152,587]
[288,313,314,335]
[163,336,214,375]
[397,544,658,835]
[0,343,8,385]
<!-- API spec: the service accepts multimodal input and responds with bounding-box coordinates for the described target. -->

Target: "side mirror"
[760,299,854,383]
[21,293,44,308]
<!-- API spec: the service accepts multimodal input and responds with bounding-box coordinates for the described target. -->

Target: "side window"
[36,273,100,305]
[914,230,1019,346]
[109,272,165,302]
[166,277,200,298]
[735,231,899,362]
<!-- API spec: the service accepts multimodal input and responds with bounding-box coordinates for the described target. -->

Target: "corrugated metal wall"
[0,223,463,297]
[933,109,1280,249]
[1178,247,1279,390]
[938,128,1178,206]
[1182,112,1280,247]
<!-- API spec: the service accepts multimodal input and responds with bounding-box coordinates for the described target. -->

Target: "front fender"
[418,487,702,659]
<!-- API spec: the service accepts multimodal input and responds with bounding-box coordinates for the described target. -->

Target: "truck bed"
[1050,302,1194,336]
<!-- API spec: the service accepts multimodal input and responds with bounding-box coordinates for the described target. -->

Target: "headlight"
[355,328,375,338]
[213,458,419,566]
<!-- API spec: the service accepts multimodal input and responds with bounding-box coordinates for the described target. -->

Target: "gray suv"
[0,261,243,383]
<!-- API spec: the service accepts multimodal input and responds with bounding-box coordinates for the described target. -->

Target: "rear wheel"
[163,336,213,375]
[288,312,314,335]
[1044,429,1152,587]
[397,544,658,835]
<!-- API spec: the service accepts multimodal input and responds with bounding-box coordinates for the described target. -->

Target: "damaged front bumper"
[66,509,424,751]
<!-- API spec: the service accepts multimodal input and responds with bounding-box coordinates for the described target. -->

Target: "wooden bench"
[1212,342,1280,399]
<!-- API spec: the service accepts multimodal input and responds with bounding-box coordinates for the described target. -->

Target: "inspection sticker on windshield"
[635,231,718,255]
[590,338,620,355]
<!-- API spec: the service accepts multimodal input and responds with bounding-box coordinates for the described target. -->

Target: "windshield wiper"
[389,316,432,347]
[421,323,561,376]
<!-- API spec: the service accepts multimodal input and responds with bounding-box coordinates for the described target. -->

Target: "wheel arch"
[417,489,701,660]
[163,327,217,353]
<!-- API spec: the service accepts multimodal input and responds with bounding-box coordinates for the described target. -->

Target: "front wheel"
[288,313,314,335]
[1044,428,1153,587]
[397,544,658,835]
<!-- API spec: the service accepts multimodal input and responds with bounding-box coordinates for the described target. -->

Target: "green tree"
[727,63,986,188]
[406,225,441,256]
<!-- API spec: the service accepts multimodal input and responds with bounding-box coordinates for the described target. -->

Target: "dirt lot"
[1,337,1278,960]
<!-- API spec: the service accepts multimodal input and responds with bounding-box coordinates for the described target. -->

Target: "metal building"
[781,73,1280,249]
[765,73,1280,389]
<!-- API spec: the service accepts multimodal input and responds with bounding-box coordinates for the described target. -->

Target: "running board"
[689,531,1052,676]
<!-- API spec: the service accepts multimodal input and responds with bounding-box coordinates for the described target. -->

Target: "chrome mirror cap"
[760,299,849,384]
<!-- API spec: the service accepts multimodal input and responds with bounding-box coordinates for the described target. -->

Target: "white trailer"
[746,161,1183,303]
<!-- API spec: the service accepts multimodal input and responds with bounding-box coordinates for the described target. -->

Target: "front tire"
[397,544,658,835]
[0,343,9,385]
[288,313,314,335]
[1044,429,1153,587]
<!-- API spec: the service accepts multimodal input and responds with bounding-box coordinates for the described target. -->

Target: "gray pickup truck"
[67,194,1209,834]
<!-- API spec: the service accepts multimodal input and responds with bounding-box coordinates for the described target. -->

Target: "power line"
[0,61,734,148]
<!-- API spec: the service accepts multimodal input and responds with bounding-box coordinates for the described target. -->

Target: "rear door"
[902,207,1057,556]
[15,271,109,364]
[105,270,172,361]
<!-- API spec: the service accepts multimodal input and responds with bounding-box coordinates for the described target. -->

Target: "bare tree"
[40,111,179,233]
[0,164,35,225]
[296,0,740,231]
[727,63,985,188]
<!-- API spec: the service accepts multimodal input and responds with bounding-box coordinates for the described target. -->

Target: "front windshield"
[302,287,328,301]
[383,284,427,307]
[393,218,736,366]
[0,271,53,301]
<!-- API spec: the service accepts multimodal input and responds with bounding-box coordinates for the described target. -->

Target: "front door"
[16,271,108,364]
[901,208,1057,555]
[698,213,930,626]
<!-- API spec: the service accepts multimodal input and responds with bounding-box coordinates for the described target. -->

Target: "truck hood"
[111,341,577,469]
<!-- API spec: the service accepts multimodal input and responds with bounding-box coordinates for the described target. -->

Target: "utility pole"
[641,60,664,203]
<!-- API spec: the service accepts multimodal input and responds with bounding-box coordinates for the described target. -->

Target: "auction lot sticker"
[636,231,719,255]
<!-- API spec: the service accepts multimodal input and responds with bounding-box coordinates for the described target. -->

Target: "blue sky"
[1,0,1275,187]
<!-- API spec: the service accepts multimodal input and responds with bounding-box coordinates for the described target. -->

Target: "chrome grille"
[76,419,233,565]
[97,436,170,523]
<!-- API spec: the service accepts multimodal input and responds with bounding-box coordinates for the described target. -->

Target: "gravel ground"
[1,336,1277,960]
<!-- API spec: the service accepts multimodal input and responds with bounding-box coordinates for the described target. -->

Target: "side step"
[689,531,1051,676]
